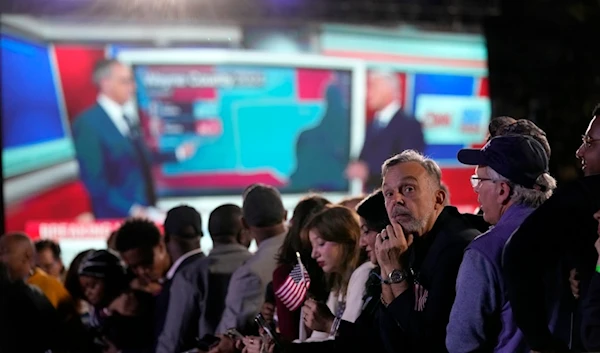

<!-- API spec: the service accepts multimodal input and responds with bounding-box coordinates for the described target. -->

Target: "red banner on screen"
[25,220,165,241]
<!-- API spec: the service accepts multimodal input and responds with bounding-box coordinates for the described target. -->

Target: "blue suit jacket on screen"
[72,104,176,219]
[359,109,425,190]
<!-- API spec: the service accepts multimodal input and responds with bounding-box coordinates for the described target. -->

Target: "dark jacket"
[582,272,600,351]
[359,110,425,190]
[503,175,600,352]
[377,206,480,353]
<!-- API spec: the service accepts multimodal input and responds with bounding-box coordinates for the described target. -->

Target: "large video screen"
[133,64,352,196]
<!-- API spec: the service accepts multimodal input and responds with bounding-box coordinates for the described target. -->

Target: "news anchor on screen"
[72,59,197,219]
[345,70,425,191]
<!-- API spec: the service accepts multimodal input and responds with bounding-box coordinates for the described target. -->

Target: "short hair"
[487,167,557,208]
[488,116,517,140]
[497,119,551,158]
[381,150,442,188]
[93,59,119,85]
[242,184,286,227]
[592,103,600,117]
[209,204,243,238]
[115,219,162,253]
[35,240,61,260]
[356,189,389,232]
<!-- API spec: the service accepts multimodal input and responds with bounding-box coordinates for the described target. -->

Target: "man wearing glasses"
[447,135,557,353]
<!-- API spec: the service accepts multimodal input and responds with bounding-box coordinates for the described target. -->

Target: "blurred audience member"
[212,184,287,351]
[115,218,170,295]
[338,195,364,210]
[35,239,65,281]
[79,249,154,353]
[64,249,95,323]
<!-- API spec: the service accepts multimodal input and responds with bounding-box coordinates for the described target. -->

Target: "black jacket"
[503,175,600,352]
[377,206,480,353]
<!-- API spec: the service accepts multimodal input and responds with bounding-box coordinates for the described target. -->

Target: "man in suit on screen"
[72,59,197,219]
[345,71,425,191]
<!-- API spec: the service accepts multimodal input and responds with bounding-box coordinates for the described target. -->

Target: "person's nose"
[311,247,319,260]
[359,235,368,248]
[576,144,586,159]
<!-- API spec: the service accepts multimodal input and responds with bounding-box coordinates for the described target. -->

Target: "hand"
[107,292,138,316]
[569,268,580,299]
[177,142,197,160]
[241,337,261,353]
[261,302,275,324]
[375,224,413,276]
[302,298,335,333]
[208,335,237,353]
[345,161,369,181]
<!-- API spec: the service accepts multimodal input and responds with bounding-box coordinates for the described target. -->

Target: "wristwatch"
[383,269,408,285]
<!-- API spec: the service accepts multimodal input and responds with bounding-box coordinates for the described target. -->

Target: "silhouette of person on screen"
[345,71,425,191]
[72,59,197,219]
[288,83,350,191]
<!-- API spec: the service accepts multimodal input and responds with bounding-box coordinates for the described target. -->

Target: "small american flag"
[414,283,429,312]
[275,263,311,311]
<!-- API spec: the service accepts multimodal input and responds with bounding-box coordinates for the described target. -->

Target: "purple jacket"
[447,204,534,353]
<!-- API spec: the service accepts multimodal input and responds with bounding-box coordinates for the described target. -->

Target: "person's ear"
[283,210,288,222]
[497,182,512,204]
[434,188,446,209]
[241,217,249,229]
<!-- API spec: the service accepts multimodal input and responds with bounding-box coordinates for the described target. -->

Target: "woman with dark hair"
[272,195,332,341]
[78,249,154,353]
[65,249,95,325]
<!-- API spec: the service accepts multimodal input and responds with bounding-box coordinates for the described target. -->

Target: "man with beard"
[374,150,481,353]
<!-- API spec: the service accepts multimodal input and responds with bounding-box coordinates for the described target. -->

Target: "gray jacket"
[216,234,285,334]
[156,244,251,353]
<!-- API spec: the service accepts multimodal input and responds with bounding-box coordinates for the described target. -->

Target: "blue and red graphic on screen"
[133,65,352,196]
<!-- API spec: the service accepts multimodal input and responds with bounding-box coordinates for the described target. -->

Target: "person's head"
[497,119,551,158]
[242,184,287,241]
[381,150,446,236]
[78,249,129,307]
[115,219,170,284]
[458,135,556,225]
[576,104,600,176]
[93,59,135,105]
[277,195,331,266]
[356,189,390,264]
[367,71,399,111]
[0,232,35,281]
[307,206,361,293]
[163,205,202,261]
[338,195,365,211]
[487,116,517,141]
[64,249,94,303]
[209,204,248,247]
[34,240,64,279]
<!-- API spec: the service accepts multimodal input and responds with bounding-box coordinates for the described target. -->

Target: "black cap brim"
[457,149,486,166]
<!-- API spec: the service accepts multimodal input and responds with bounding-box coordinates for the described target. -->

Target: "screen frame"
[117,48,367,212]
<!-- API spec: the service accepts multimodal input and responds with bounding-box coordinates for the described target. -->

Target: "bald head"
[0,233,35,281]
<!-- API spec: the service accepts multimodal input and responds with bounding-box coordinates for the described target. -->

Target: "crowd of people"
[3,107,600,353]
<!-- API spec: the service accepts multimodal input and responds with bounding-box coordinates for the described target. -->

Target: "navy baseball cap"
[457,134,549,188]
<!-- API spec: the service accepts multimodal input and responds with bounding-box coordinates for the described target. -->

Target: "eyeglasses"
[470,175,495,188]
[581,135,600,149]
